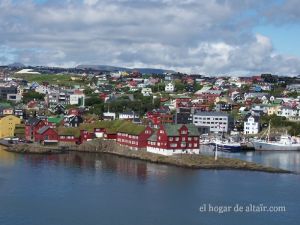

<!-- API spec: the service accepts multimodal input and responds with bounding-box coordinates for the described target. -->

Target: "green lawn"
[14,74,89,87]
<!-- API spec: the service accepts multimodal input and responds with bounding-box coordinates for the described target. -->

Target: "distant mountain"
[76,65,128,71]
[7,62,25,68]
[76,64,174,74]
[134,68,174,74]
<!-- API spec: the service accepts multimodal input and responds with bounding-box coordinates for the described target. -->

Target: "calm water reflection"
[0,146,300,225]
[200,145,300,172]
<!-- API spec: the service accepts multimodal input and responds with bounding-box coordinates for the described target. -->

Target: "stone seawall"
[73,139,291,174]
[1,138,292,173]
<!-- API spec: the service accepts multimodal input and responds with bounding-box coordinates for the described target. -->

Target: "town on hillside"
[1,64,300,154]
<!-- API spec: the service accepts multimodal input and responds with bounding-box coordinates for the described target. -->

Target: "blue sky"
[1,0,300,75]
[254,24,300,57]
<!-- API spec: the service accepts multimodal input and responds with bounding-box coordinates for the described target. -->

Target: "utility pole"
[214,142,218,161]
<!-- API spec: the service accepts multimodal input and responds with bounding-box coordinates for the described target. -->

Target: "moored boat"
[252,135,300,151]
[251,120,300,151]
[208,140,242,153]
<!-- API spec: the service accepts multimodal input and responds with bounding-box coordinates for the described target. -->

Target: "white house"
[35,85,51,94]
[277,106,300,120]
[165,83,175,93]
[103,112,116,120]
[141,88,153,96]
[119,111,139,120]
[244,115,260,135]
[69,93,85,105]
[215,78,225,87]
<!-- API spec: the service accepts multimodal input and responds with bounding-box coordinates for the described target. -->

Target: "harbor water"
[0,146,299,225]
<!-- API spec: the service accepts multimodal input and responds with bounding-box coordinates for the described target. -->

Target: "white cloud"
[0,0,299,75]
[83,0,99,6]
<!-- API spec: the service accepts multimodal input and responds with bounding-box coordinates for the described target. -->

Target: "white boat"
[252,121,300,151]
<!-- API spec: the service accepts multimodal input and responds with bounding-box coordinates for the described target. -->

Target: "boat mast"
[267,120,271,142]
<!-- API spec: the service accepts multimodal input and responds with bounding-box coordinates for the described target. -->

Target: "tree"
[194,83,203,92]
[241,84,251,93]
[85,96,103,106]
[23,91,45,103]
[151,83,165,93]
[89,104,104,115]
[174,80,185,92]
[287,91,299,98]
[83,87,94,96]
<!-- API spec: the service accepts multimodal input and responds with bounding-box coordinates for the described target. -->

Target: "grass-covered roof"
[57,127,80,137]
[79,120,146,135]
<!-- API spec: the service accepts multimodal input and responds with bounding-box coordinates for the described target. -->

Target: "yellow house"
[0,115,21,138]
[267,104,281,116]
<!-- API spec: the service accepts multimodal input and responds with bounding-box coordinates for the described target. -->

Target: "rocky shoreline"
[1,139,292,174]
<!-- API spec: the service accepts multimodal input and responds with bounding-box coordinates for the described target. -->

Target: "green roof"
[163,124,199,136]
[273,99,282,104]
[173,95,190,99]
[48,116,64,124]
[117,122,146,135]
[56,120,148,136]
[78,120,146,135]
[79,120,125,133]
[57,127,80,137]
[0,103,11,108]
[148,131,157,141]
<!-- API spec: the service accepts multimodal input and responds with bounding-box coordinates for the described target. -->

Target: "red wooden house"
[68,108,82,116]
[147,124,200,156]
[94,128,106,138]
[58,127,80,144]
[103,130,117,140]
[59,135,79,144]
[35,126,58,145]
[25,118,47,141]
[175,96,192,108]
[147,111,173,128]
[80,130,95,143]
[99,93,108,101]
[117,126,154,150]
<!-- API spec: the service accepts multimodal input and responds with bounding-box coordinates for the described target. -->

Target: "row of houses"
[24,117,200,155]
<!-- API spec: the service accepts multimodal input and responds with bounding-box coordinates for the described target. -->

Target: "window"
[170,143,177,147]
[169,137,173,141]
[175,137,179,141]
